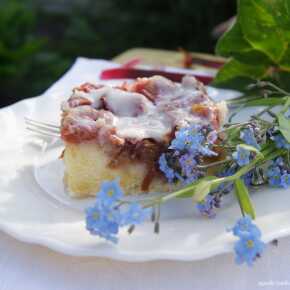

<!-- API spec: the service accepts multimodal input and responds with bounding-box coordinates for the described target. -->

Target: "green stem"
[255,105,276,118]
[259,149,287,164]
[251,115,273,125]
[218,122,251,133]
[227,95,286,107]
[227,95,262,105]
[196,157,231,169]
[143,185,196,208]
[143,150,265,209]
[264,82,290,96]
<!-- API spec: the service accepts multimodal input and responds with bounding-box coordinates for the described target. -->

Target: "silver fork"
[25,117,61,138]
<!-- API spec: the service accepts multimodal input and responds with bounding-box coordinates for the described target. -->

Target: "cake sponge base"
[63,142,176,198]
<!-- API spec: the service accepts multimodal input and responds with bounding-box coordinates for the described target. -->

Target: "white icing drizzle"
[65,76,227,142]
[115,113,172,140]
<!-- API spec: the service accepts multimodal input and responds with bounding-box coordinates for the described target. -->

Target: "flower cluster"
[86,179,151,243]
[267,157,290,188]
[267,125,290,150]
[240,127,261,150]
[232,127,261,167]
[196,194,220,218]
[233,146,251,166]
[169,125,217,156]
[231,216,265,266]
[159,124,217,185]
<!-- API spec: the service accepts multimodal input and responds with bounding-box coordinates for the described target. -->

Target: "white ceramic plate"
[1,58,290,262]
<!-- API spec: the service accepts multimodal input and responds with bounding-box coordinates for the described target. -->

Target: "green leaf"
[216,21,251,56]
[278,111,290,143]
[238,143,263,158]
[175,183,197,198]
[265,0,290,41]
[177,176,219,199]
[213,59,267,88]
[216,21,272,65]
[192,176,218,202]
[239,0,287,62]
[214,0,290,91]
[241,97,286,107]
[234,179,256,219]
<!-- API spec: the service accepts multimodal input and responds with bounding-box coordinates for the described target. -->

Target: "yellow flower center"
[107,190,114,197]
[247,239,254,248]
[93,212,99,220]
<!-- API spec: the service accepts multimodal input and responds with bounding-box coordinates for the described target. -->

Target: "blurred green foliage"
[0,0,235,105]
[0,0,70,103]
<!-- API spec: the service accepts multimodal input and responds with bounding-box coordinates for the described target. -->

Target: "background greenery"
[0,0,235,106]
[214,0,290,92]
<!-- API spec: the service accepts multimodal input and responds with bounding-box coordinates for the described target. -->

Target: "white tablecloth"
[0,232,289,290]
[1,58,290,290]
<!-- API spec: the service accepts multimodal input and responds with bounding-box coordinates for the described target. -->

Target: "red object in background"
[179,48,225,69]
[190,57,225,69]
[179,48,193,69]
[100,68,214,85]
[121,58,142,68]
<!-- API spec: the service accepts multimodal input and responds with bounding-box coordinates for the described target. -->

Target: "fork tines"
[25,117,61,138]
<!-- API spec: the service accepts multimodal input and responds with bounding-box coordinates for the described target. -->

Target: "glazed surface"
[61,76,227,146]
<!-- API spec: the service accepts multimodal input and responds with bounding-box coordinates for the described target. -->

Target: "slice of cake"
[60,76,227,198]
